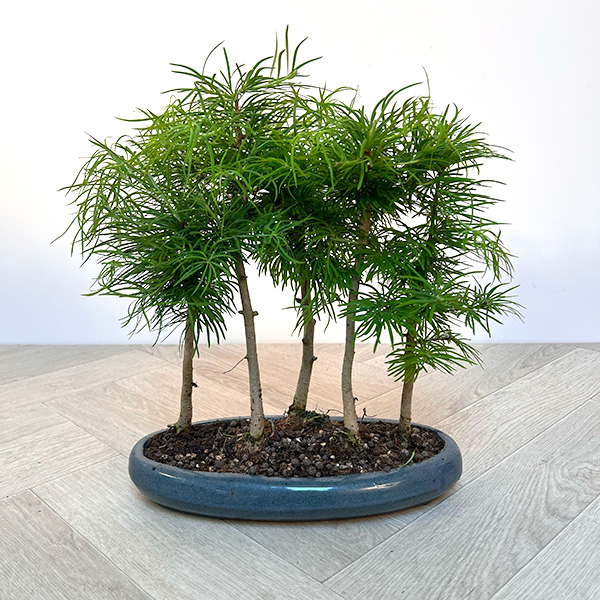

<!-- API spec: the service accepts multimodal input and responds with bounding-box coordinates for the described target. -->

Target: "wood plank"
[191,344,305,413]
[0,404,117,498]
[0,349,169,411]
[258,343,397,413]
[228,514,400,582]
[491,493,600,600]
[142,342,394,414]
[433,348,600,487]
[358,343,576,424]
[325,400,600,600]
[377,346,600,529]
[135,343,182,364]
[0,402,66,446]
[115,361,281,417]
[0,491,150,599]
[353,343,393,365]
[383,481,465,529]
[574,343,600,353]
[306,349,397,408]
[138,343,247,367]
[0,345,39,357]
[0,345,131,385]
[34,457,346,600]
[47,366,281,456]
[296,342,391,365]
[46,383,178,456]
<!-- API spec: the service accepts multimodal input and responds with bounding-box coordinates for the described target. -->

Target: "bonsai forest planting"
[66,32,520,518]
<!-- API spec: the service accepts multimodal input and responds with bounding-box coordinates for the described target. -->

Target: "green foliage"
[64,30,520,399]
[66,123,239,343]
[64,30,315,345]
[340,99,522,382]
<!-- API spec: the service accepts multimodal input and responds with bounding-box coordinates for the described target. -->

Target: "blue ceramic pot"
[129,417,461,521]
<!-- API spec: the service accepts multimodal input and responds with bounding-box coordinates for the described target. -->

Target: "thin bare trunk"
[399,334,415,438]
[399,378,414,438]
[341,206,372,438]
[235,258,264,441]
[291,281,316,413]
[175,316,194,434]
[341,274,360,436]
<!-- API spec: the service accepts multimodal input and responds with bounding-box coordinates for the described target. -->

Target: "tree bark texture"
[175,317,195,434]
[399,334,416,439]
[291,281,316,413]
[341,206,373,437]
[341,274,360,436]
[235,258,265,441]
[399,378,415,438]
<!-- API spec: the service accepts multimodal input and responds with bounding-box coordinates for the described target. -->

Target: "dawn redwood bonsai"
[65,30,519,492]
[65,100,240,434]
[253,88,356,415]
[165,37,325,442]
[66,33,314,442]
[315,90,432,439]
[345,98,521,438]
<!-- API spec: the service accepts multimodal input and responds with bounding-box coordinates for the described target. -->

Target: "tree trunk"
[341,273,360,437]
[341,206,373,438]
[290,281,316,413]
[399,334,416,439]
[398,174,442,438]
[399,378,414,438]
[235,258,265,441]
[175,316,194,434]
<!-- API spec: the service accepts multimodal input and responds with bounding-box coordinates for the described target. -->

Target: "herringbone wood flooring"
[1,343,599,599]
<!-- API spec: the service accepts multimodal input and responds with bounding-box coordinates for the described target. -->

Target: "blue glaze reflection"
[361,482,398,491]
[158,472,185,481]
[286,487,334,492]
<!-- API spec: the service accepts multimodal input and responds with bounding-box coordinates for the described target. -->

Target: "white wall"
[1,0,599,345]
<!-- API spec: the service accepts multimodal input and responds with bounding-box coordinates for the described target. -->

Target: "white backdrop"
[1,0,599,345]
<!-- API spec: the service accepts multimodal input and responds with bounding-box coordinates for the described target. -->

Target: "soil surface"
[144,412,444,478]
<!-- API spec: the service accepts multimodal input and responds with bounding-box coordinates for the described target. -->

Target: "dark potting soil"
[143,413,444,478]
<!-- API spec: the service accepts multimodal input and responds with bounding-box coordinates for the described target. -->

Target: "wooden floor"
[1,343,599,599]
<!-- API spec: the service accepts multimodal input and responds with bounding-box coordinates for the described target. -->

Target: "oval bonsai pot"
[129,417,462,521]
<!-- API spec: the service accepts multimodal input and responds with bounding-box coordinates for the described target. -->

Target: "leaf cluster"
[63,32,521,383]
[64,30,315,344]
[338,101,522,381]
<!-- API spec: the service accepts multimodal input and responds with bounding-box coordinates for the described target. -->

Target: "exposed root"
[170,422,191,436]
[343,427,361,448]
